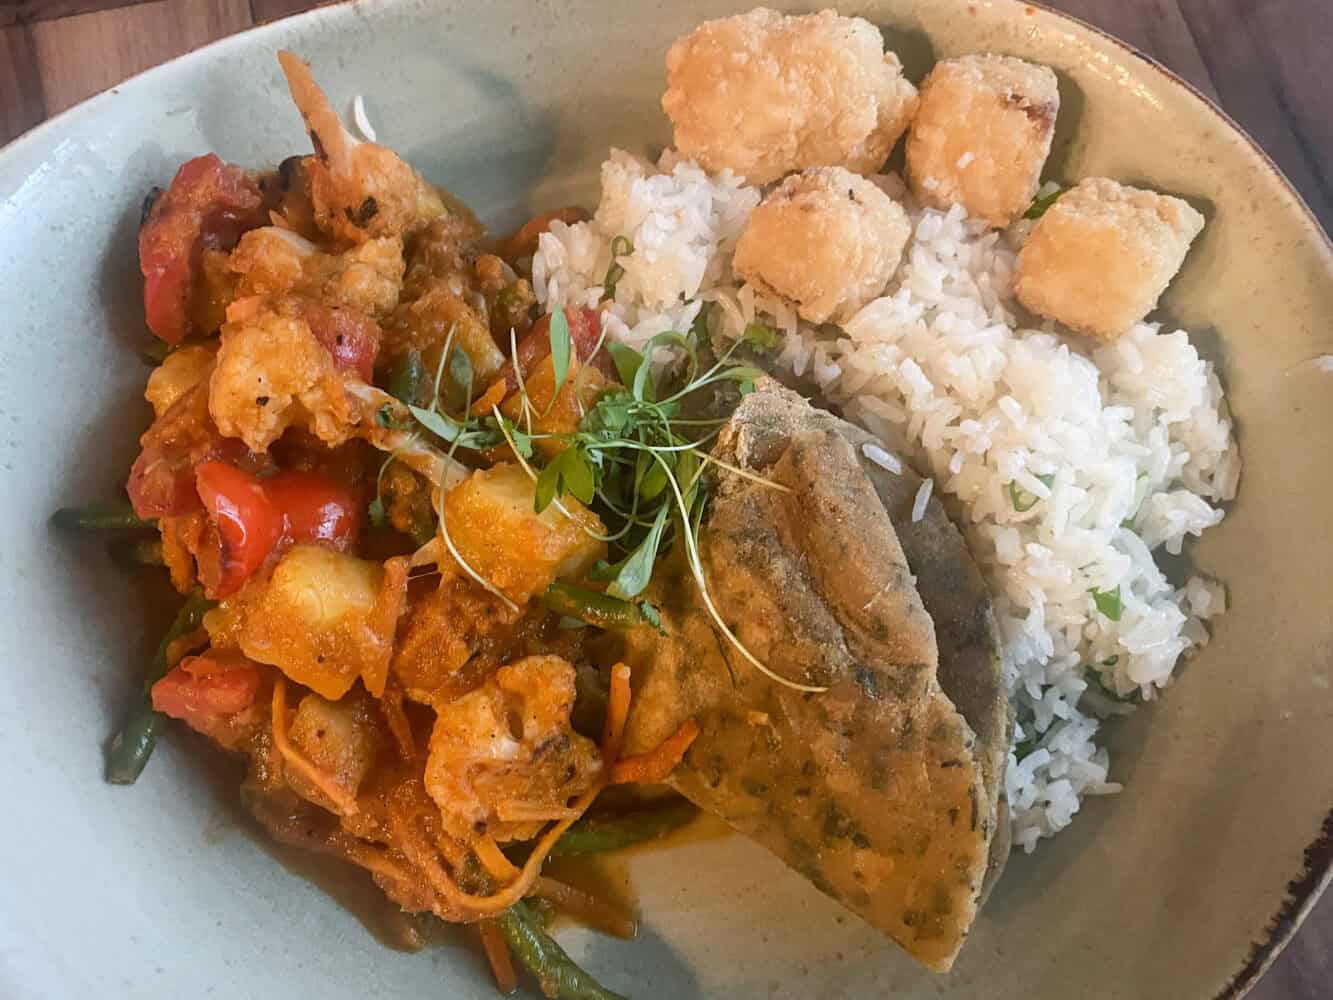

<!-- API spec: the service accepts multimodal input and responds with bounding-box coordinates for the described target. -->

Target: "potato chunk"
[663,8,918,184]
[906,55,1059,227]
[288,691,380,806]
[229,545,407,699]
[442,463,606,605]
[734,167,911,324]
[145,345,216,419]
[1014,177,1205,340]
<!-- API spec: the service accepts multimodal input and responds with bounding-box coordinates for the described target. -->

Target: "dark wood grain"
[0,23,44,139]
[250,0,325,23]
[1041,0,1220,101]
[27,0,250,114]
[1176,0,1333,234]
[0,1,1327,996]
[0,1,153,29]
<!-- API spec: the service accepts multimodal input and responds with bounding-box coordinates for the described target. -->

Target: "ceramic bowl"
[1,2,1329,998]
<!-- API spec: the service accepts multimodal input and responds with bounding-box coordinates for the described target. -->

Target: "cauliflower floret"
[228,227,405,319]
[279,52,446,246]
[424,655,602,844]
[906,54,1059,227]
[733,166,911,324]
[391,576,522,707]
[662,8,918,184]
[208,298,359,453]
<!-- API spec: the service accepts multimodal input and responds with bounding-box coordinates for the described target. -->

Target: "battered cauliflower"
[208,298,358,453]
[228,227,405,319]
[424,655,603,845]
[279,52,446,246]
[663,8,918,184]
[906,55,1059,227]
[733,167,911,324]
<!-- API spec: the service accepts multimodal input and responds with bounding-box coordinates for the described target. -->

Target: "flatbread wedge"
[605,382,1002,970]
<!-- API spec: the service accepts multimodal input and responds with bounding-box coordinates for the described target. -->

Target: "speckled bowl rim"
[2,1,1328,996]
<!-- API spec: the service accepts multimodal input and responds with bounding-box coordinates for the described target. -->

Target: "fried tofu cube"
[1014,178,1205,340]
[906,55,1059,227]
[734,166,911,324]
[443,463,606,605]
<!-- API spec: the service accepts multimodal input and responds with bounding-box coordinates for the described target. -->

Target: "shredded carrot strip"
[610,719,700,786]
[495,801,584,823]
[478,919,518,995]
[379,678,416,762]
[345,843,412,885]
[270,678,360,816]
[473,836,520,881]
[383,669,635,920]
[534,877,636,940]
[277,50,354,176]
[602,663,631,763]
[475,379,507,416]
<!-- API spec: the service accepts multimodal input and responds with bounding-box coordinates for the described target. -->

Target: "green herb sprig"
[390,304,823,693]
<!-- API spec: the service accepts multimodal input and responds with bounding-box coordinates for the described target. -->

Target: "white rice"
[534,152,1240,851]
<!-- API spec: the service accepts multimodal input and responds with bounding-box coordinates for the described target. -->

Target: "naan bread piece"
[609,384,994,971]
[722,382,1012,896]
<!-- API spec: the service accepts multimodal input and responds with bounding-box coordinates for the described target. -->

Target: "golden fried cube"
[734,166,911,324]
[1014,178,1205,341]
[906,55,1059,227]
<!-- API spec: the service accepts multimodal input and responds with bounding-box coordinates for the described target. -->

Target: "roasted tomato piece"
[127,386,266,519]
[195,461,286,596]
[139,154,266,343]
[297,302,381,381]
[193,462,364,597]
[152,649,264,737]
[265,469,363,550]
[489,307,613,397]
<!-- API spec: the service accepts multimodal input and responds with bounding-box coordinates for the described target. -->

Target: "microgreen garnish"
[1024,185,1066,220]
[741,322,778,351]
[1008,472,1056,513]
[601,235,633,302]
[548,305,572,400]
[387,306,819,692]
[1090,587,1123,622]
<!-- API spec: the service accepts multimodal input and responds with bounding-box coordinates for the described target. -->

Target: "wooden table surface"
[1,1,1328,997]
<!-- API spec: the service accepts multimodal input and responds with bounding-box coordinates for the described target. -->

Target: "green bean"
[105,589,215,785]
[541,582,643,630]
[140,339,172,365]
[388,349,426,406]
[108,537,166,568]
[496,901,627,1000]
[551,798,698,857]
[50,504,156,533]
